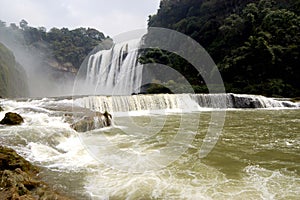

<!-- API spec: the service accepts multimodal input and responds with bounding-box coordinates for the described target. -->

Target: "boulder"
[231,95,262,108]
[71,111,112,132]
[0,146,37,172]
[71,116,95,132]
[103,111,112,126]
[0,106,3,112]
[0,112,24,125]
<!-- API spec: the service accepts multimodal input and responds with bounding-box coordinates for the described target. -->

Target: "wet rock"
[0,146,71,200]
[71,116,95,132]
[0,112,24,125]
[231,95,262,108]
[71,111,112,132]
[0,106,3,112]
[281,101,297,107]
[103,111,112,126]
[0,146,37,173]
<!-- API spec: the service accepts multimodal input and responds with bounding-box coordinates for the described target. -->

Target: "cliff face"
[0,42,29,98]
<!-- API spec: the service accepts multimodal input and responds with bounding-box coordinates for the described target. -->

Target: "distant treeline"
[144,0,300,97]
[0,20,106,69]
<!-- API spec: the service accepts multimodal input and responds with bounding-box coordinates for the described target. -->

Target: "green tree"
[19,19,28,30]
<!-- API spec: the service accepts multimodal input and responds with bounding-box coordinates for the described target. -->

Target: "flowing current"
[0,94,299,199]
[81,39,143,95]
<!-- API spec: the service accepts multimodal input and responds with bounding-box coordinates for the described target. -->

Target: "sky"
[0,0,161,37]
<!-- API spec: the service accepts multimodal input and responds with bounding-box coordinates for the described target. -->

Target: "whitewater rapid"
[0,94,299,199]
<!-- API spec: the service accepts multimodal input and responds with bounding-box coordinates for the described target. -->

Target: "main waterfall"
[81,39,143,95]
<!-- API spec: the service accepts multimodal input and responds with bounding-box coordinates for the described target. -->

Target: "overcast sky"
[0,0,161,37]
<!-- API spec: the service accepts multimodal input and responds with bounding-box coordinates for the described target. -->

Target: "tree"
[9,23,18,30]
[0,20,6,28]
[19,19,28,30]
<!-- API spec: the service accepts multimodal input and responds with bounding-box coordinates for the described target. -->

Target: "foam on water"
[28,135,98,170]
[81,162,300,199]
[0,96,299,199]
[82,162,240,199]
[243,165,300,199]
[0,98,96,171]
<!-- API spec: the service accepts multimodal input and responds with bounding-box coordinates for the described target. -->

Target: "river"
[0,94,299,199]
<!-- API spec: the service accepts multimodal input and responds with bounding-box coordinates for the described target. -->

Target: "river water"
[0,94,299,199]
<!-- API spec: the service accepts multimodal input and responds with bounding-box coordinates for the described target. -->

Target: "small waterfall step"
[75,93,299,113]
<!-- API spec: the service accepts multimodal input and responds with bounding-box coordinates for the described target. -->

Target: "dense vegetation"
[144,0,300,97]
[0,42,28,97]
[0,20,106,70]
[1,1,298,97]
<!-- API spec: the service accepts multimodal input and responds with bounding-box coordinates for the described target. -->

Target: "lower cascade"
[75,93,299,113]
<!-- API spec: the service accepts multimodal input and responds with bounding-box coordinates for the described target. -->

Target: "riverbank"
[0,146,71,200]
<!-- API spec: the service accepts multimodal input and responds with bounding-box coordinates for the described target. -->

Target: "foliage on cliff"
[0,20,106,70]
[0,42,29,97]
[145,0,300,97]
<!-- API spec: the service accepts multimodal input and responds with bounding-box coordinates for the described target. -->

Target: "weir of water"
[75,93,299,113]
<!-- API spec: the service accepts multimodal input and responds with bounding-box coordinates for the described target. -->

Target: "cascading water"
[83,39,143,95]
[75,93,299,113]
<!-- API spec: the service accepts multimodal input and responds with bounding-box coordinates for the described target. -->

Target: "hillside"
[0,21,108,97]
[0,42,28,97]
[146,0,300,97]
[0,20,106,71]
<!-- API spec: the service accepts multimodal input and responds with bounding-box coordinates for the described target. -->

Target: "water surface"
[0,97,299,199]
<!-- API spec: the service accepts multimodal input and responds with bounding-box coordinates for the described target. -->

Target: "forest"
[145,0,300,97]
[0,20,106,70]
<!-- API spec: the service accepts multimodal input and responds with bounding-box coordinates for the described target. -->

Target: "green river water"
[37,109,300,199]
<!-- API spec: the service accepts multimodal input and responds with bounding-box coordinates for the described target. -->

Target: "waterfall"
[83,39,143,95]
[190,93,297,108]
[75,93,299,113]
[75,94,200,114]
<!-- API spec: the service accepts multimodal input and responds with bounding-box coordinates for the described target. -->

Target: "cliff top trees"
[146,0,299,97]
[0,20,106,69]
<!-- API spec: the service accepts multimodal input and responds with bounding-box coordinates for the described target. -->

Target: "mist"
[0,30,76,98]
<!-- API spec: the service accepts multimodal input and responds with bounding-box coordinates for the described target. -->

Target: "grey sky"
[0,0,161,36]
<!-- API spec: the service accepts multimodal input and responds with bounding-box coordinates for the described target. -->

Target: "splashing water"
[81,39,143,95]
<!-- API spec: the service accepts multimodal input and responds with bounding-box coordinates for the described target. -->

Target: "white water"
[75,93,299,114]
[0,94,299,199]
[83,39,143,95]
